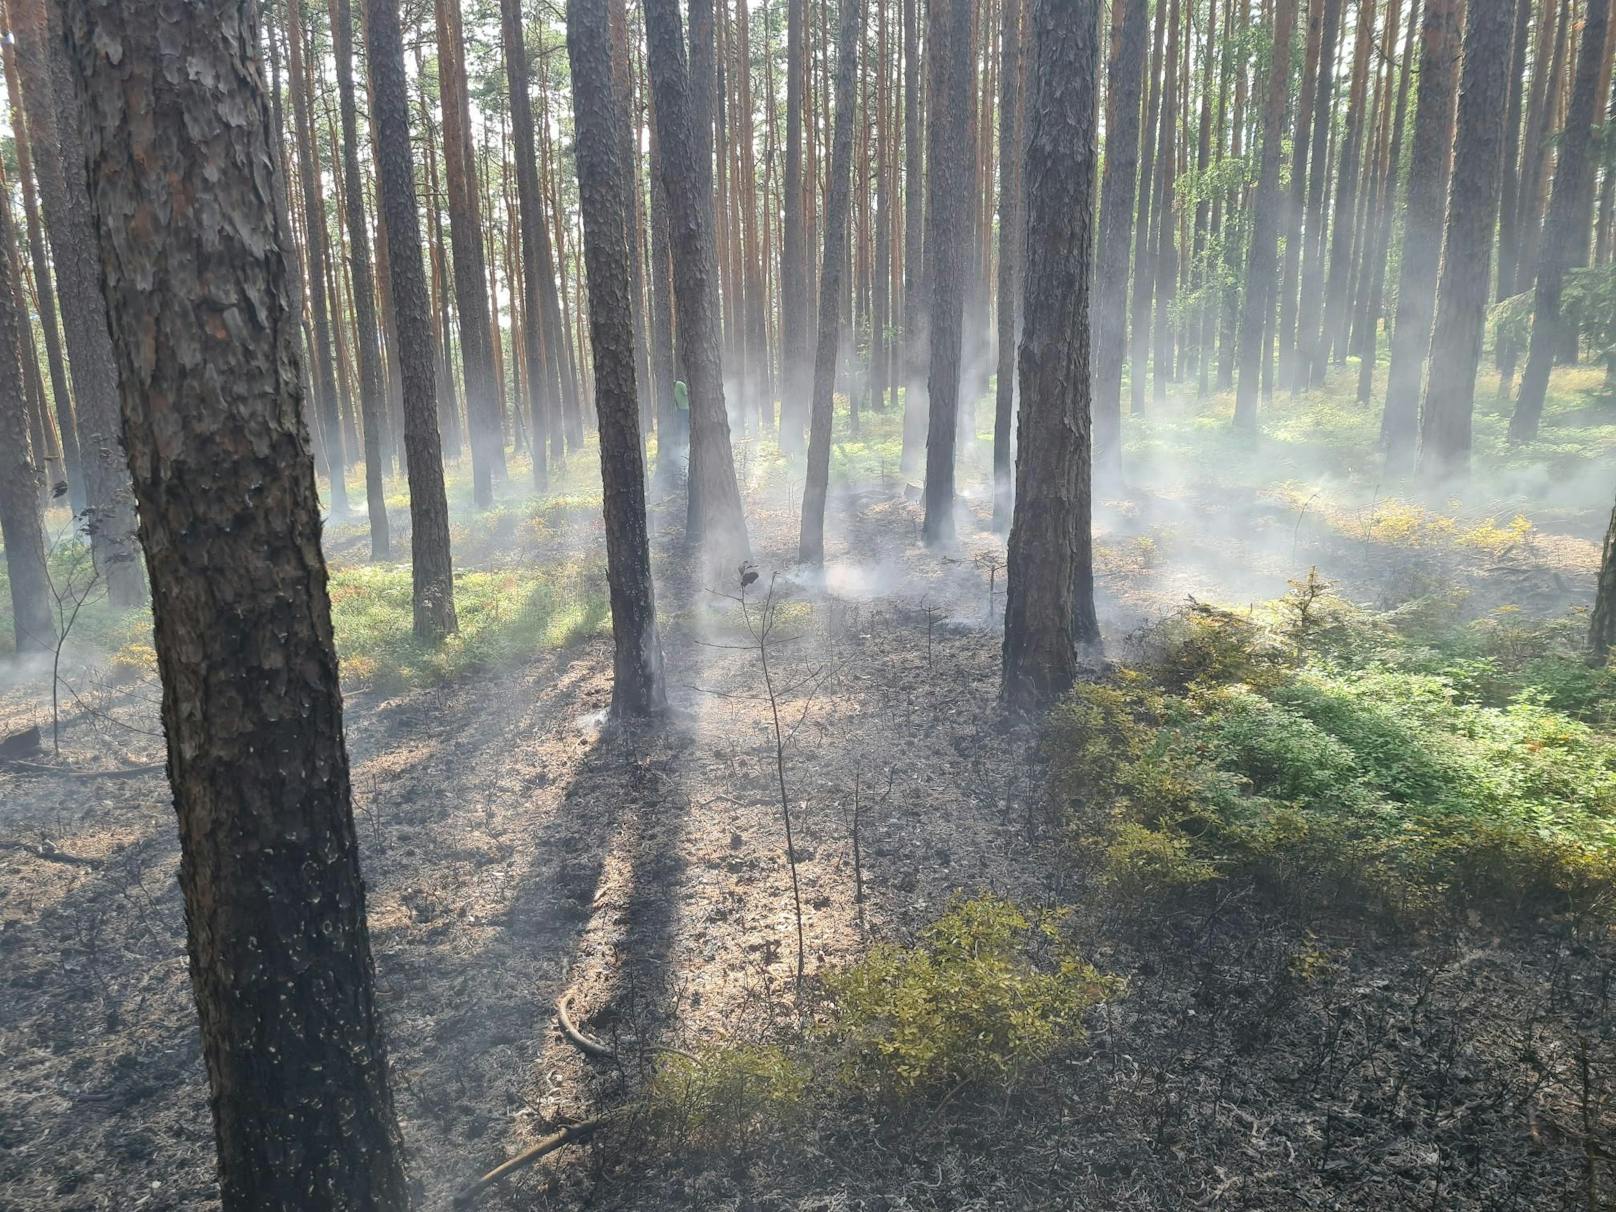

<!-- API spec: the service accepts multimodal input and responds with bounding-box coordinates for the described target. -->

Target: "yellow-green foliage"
[643,1045,809,1154]
[821,896,1119,1098]
[328,562,609,692]
[1049,597,1616,921]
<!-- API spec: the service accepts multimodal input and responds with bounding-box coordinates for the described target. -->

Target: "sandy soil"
[1,446,1611,1211]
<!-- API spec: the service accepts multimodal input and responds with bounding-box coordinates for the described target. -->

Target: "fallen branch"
[451,1108,627,1208]
[555,995,615,1058]
[0,839,102,868]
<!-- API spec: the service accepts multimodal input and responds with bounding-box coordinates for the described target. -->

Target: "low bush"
[1048,588,1616,922]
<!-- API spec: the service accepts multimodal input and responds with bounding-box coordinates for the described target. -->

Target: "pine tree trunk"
[1354,0,1418,405]
[1511,0,1613,442]
[331,0,391,559]
[1494,0,1534,312]
[435,0,505,506]
[287,0,351,518]
[502,0,560,490]
[1233,0,1297,430]
[0,169,52,656]
[1150,0,1181,405]
[1381,0,1461,469]
[899,0,927,472]
[368,0,459,641]
[1293,0,1343,390]
[569,0,669,719]
[799,0,864,565]
[63,2,409,1202]
[920,0,974,546]
[1316,0,1377,381]
[990,0,1024,533]
[1129,1,1168,417]
[1418,0,1516,479]
[644,0,751,563]
[782,0,810,449]
[11,0,142,605]
[1001,0,1101,711]
[0,0,79,514]
[1592,493,1616,659]
[1092,0,1150,480]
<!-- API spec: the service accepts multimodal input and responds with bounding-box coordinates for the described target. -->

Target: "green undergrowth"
[328,560,609,693]
[1049,577,1616,922]
[640,896,1119,1156]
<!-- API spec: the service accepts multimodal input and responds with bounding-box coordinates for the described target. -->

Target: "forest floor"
[1,364,1614,1210]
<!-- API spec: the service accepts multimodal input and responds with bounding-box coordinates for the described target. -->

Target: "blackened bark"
[799,0,864,565]
[502,0,559,490]
[1511,0,1613,442]
[644,0,750,563]
[0,172,52,655]
[1381,0,1461,468]
[12,0,141,605]
[1417,0,1514,479]
[332,0,391,558]
[1233,0,1297,430]
[1092,0,1149,481]
[991,0,1025,532]
[1001,0,1101,711]
[920,0,973,546]
[368,0,459,641]
[436,0,505,506]
[63,1,408,1203]
[569,0,669,719]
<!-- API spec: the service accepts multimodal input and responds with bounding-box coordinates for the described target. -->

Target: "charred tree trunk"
[1418,0,1516,479]
[368,0,459,641]
[63,1,409,1203]
[1381,0,1461,469]
[1511,0,1613,442]
[569,0,669,718]
[799,0,864,565]
[1001,0,1101,711]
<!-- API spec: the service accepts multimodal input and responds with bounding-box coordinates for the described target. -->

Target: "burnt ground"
[1,431,1613,1211]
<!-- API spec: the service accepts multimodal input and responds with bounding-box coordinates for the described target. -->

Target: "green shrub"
[643,1044,809,1154]
[821,896,1119,1098]
[1049,598,1616,922]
